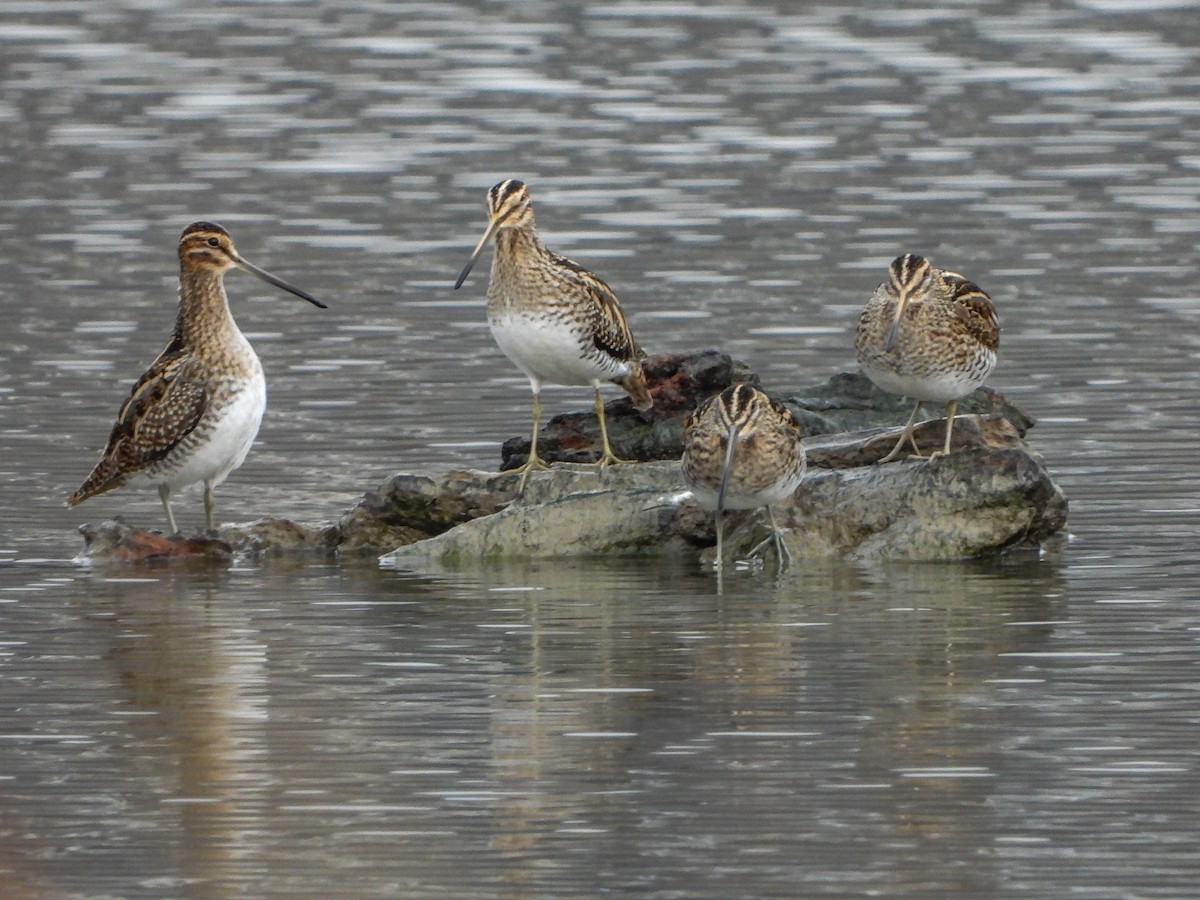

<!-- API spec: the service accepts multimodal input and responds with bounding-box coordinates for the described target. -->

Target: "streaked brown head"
[178,221,326,308]
[455,178,537,289]
[179,222,239,273]
[884,253,934,351]
[887,253,933,298]
[485,179,535,231]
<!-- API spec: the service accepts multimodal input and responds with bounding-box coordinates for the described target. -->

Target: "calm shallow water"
[2,0,1200,896]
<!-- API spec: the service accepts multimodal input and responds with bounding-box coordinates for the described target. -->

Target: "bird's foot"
[878,432,924,463]
[747,532,792,572]
[595,448,638,468]
[505,455,551,497]
[505,454,550,474]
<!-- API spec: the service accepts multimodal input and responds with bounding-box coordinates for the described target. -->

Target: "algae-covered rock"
[379,463,692,567]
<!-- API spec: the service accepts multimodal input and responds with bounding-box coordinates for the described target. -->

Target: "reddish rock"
[78,521,232,564]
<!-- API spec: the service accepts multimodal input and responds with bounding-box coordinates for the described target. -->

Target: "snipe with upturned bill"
[854,253,999,463]
[454,179,653,495]
[67,221,327,533]
[682,383,806,571]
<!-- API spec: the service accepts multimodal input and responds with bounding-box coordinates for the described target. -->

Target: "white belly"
[686,459,805,512]
[134,376,266,492]
[859,359,992,404]
[688,477,801,512]
[490,313,628,389]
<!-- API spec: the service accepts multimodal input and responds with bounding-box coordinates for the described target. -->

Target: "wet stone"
[501,351,1034,470]
[500,348,757,470]
[78,521,234,564]
[378,416,1067,568]
[76,352,1068,565]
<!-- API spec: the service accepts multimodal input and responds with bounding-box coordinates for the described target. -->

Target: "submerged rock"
[75,352,1068,565]
[219,517,339,554]
[78,521,234,564]
[77,516,338,564]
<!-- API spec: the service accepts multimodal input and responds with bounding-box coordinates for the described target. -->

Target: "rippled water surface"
[2,1,1200,896]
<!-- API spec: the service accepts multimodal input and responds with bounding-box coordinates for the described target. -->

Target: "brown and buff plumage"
[682,383,806,571]
[68,221,326,533]
[855,253,999,463]
[68,340,208,505]
[455,179,652,495]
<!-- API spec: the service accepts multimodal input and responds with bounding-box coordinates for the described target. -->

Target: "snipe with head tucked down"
[67,221,327,533]
[454,179,653,495]
[855,253,999,463]
[682,383,806,571]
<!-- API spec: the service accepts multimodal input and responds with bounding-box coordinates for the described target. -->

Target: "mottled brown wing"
[549,250,645,362]
[69,338,208,502]
[854,283,892,353]
[768,394,803,434]
[110,341,209,469]
[945,275,1000,352]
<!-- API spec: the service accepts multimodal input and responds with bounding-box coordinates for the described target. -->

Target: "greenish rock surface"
[378,412,1066,568]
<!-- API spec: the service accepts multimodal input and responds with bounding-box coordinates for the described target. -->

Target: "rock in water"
[73,354,1069,565]
[500,348,756,469]
[77,517,337,563]
[501,353,1034,468]
[379,414,1066,567]
[380,463,694,566]
[771,419,1066,561]
[78,521,233,564]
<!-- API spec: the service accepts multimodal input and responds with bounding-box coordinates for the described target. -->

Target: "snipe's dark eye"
[207,237,220,247]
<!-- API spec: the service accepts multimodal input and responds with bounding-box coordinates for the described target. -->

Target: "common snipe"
[855,253,999,463]
[682,383,806,570]
[68,222,326,533]
[454,179,653,495]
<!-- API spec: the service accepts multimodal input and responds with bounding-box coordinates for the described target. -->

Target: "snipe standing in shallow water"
[67,221,327,533]
[682,383,806,571]
[855,253,999,463]
[454,179,653,495]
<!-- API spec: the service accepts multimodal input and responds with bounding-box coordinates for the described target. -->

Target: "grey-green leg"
[512,391,550,496]
[158,484,179,535]
[204,480,215,532]
[879,401,923,463]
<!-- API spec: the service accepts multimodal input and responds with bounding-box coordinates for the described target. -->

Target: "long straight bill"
[454,218,498,290]
[233,254,327,308]
[716,421,742,515]
[883,293,909,352]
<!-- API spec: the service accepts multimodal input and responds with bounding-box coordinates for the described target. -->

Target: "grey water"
[2,0,1199,896]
